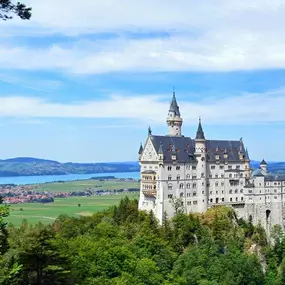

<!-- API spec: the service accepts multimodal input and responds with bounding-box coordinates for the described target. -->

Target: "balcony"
[142,189,157,198]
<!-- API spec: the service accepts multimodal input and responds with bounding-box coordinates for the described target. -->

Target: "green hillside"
[0,157,139,177]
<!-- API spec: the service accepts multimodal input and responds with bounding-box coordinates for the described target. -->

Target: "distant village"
[1,178,139,204]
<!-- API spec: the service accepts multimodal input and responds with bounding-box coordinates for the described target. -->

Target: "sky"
[0,0,285,162]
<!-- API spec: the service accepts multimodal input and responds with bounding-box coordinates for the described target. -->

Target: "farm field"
[32,179,140,193]
[6,193,139,227]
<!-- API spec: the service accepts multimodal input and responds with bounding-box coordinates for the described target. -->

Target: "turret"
[138,143,143,161]
[166,91,183,136]
[260,159,267,173]
[194,118,207,212]
[158,142,164,161]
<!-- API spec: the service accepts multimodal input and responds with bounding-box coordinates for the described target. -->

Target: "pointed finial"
[195,117,205,140]
[138,143,143,154]
[148,126,152,135]
[158,142,163,154]
[173,86,175,95]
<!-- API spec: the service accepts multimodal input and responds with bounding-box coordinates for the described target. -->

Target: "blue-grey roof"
[138,143,143,154]
[260,159,267,165]
[245,148,250,160]
[169,92,180,116]
[265,174,285,181]
[150,135,195,163]
[150,135,247,163]
[158,142,163,154]
[252,169,265,177]
[205,140,247,162]
[195,118,205,140]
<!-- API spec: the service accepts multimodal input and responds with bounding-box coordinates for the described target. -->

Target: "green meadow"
[33,179,140,192]
[6,193,140,227]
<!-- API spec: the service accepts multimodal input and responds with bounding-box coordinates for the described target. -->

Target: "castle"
[138,92,285,233]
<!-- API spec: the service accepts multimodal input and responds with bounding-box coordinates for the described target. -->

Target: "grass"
[32,179,140,193]
[6,193,140,227]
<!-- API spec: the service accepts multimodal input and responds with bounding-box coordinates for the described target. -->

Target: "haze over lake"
[0,172,140,185]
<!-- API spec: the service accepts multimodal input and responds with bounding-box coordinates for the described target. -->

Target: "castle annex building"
[138,92,285,232]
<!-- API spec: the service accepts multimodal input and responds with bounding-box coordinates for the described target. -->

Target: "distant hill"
[0,157,140,177]
[0,157,284,177]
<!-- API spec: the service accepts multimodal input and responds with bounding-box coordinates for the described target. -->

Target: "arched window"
[193,191,197,196]
[168,184,173,190]
[179,183,184,189]
[168,175,172,180]
[176,166,180,170]
[186,183,191,189]
[215,182,219,187]
[193,183,197,188]
[235,189,238,193]
[229,174,232,178]
[230,198,232,202]
[177,175,180,181]
[186,174,190,180]
[180,193,184,197]
[168,166,172,171]
[236,197,238,201]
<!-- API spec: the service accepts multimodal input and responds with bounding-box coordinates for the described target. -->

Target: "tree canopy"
[0,0,31,20]
[1,197,285,284]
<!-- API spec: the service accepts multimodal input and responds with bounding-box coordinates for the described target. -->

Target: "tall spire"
[195,117,205,140]
[158,142,163,154]
[166,90,183,136]
[245,148,250,160]
[169,91,180,116]
[138,143,143,155]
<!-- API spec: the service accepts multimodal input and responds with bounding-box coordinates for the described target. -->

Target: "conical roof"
[245,148,250,160]
[260,159,267,165]
[169,92,180,116]
[195,117,205,140]
[138,143,143,154]
[158,142,163,154]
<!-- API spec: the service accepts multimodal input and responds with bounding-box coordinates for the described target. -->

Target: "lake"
[0,172,140,185]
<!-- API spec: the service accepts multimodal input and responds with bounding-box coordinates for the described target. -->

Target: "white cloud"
[1,30,285,74]
[0,88,285,125]
[0,0,285,73]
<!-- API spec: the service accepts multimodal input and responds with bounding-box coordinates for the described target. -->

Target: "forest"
[1,197,285,285]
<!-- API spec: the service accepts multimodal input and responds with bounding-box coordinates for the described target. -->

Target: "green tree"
[8,223,73,284]
[0,0,31,20]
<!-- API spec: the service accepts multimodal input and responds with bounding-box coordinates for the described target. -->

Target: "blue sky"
[0,0,285,162]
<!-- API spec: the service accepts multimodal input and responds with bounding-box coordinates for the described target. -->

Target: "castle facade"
[138,92,285,233]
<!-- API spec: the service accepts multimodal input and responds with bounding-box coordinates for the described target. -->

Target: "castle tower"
[194,118,208,212]
[166,92,183,136]
[260,159,267,173]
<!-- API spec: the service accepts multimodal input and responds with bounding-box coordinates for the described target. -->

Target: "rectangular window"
[220,165,224,169]
[211,165,215,169]
[228,165,232,169]
[236,165,240,169]
[168,194,173,199]
[193,201,198,205]
[187,201,191,205]
[192,166,197,170]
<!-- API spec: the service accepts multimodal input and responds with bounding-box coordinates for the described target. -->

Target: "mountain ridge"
[0,157,284,177]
